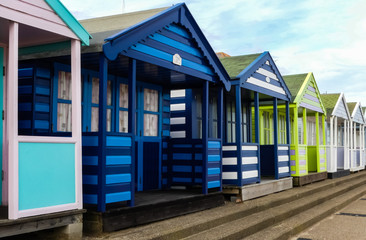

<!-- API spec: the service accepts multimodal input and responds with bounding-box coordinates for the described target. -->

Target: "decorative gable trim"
[238,52,291,101]
[351,102,365,124]
[332,92,351,120]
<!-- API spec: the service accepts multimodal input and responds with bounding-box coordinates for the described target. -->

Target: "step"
[103,171,366,239]
[246,184,366,240]
[182,175,366,240]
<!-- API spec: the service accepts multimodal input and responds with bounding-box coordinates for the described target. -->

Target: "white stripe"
[278,155,289,162]
[279,167,289,173]
[223,145,237,151]
[223,157,237,165]
[256,67,279,81]
[223,172,237,180]
[170,117,186,125]
[170,89,185,98]
[170,131,185,138]
[242,157,258,164]
[170,103,185,111]
[247,77,286,95]
[278,146,289,151]
[242,170,258,179]
[242,145,258,151]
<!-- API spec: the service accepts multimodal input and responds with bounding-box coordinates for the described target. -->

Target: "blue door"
[135,84,162,191]
[0,47,3,204]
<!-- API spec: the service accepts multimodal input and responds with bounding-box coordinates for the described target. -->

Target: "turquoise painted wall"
[18,142,75,210]
[0,47,3,204]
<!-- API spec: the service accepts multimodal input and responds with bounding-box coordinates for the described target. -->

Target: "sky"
[61,0,366,107]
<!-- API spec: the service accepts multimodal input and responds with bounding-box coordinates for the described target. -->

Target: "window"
[91,77,99,132]
[118,83,128,133]
[209,94,218,139]
[143,88,159,136]
[57,71,72,132]
[278,114,286,144]
[226,97,236,143]
[241,104,248,143]
[262,111,271,144]
[195,92,202,139]
[298,117,303,144]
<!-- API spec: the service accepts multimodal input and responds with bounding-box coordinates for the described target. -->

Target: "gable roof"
[219,52,291,101]
[45,0,91,45]
[283,72,326,114]
[101,3,231,91]
[321,93,350,119]
[347,102,365,124]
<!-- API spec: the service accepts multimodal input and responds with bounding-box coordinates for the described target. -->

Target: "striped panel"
[242,170,258,179]
[279,167,290,173]
[171,117,186,125]
[246,77,286,95]
[242,157,258,164]
[171,131,186,138]
[278,146,289,151]
[207,140,221,189]
[171,103,186,111]
[106,192,131,204]
[223,145,237,151]
[242,145,258,151]
[223,157,237,165]
[222,172,237,180]
[106,136,131,147]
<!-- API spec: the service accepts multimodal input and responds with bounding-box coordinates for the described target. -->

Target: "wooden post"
[202,81,209,194]
[329,116,334,172]
[294,106,299,176]
[315,112,320,172]
[128,58,136,206]
[8,21,19,220]
[303,108,307,145]
[235,85,242,185]
[254,92,260,182]
[286,101,290,145]
[273,98,278,179]
[217,86,223,191]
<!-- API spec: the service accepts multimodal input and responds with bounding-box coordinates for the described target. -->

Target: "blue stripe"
[163,106,170,112]
[162,166,167,173]
[163,130,170,136]
[106,174,131,184]
[165,24,190,38]
[208,181,220,188]
[173,177,192,183]
[195,166,202,172]
[162,179,167,185]
[106,155,131,165]
[163,93,170,100]
[83,156,98,166]
[173,153,192,160]
[163,154,167,160]
[173,165,192,172]
[19,86,32,94]
[163,142,168,148]
[173,144,192,148]
[208,168,220,175]
[19,103,32,111]
[105,191,131,203]
[195,153,202,160]
[35,120,49,129]
[35,87,50,95]
[149,34,203,56]
[106,136,131,147]
[83,136,98,147]
[208,155,220,162]
[83,194,97,204]
[35,103,49,112]
[83,175,98,185]
[163,118,170,124]
[208,141,221,149]
[195,178,202,183]
[19,120,31,129]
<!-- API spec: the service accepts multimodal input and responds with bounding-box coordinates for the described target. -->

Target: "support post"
[294,106,299,175]
[128,58,136,206]
[71,39,82,210]
[273,98,278,179]
[202,81,209,194]
[218,86,223,191]
[286,101,290,145]
[254,92,260,182]
[303,108,307,145]
[344,119,348,169]
[330,116,334,172]
[97,54,108,212]
[235,85,242,185]
[8,21,19,220]
[334,117,338,172]
[315,112,320,172]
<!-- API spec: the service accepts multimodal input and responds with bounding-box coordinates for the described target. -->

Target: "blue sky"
[61,0,366,106]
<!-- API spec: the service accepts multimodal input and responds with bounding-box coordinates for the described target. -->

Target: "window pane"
[91,107,99,132]
[144,114,158,136]
[57,103,72,132]
[107,80,112,106]
[119,110,128,133]
[106,109,111,132]
[144,88,158,112]
[92,77,99,104]
[58,71,71,100]
[119,83,128,108]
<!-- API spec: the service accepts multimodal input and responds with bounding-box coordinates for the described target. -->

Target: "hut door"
[136,86,161,191]
[0,47,3,204]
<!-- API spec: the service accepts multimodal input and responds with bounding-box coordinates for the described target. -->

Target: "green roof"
[219,53,261,79]
[347,102,357,115]
[320,93,340,111]
[283,73,308,101]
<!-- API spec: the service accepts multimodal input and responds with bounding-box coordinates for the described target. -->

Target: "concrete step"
[246,184,366,240]
[182,174,366,240]
[103,171,366,240]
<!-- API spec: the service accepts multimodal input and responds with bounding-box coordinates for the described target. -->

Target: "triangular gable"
[332,93,351,120]
[45,0,92,45]
[237,52,291,101]
[351,102,365,124]
[103,3,231,91]
[295,73,326,114]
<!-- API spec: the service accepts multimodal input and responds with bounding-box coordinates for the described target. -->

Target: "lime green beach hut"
[282,73,327,186]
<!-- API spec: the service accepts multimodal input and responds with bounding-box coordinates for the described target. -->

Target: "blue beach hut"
[218,52,292,201]
[18,3,231,231]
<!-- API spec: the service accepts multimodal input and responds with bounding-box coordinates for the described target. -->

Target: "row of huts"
[1,1,365,237]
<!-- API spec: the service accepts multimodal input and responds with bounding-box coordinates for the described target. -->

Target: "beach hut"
[18,3,231,232]
[218,52,293,201]
[0,0,90,238]
[321,93,351,178]
[282,73,327,186]
[347,102,365,171]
